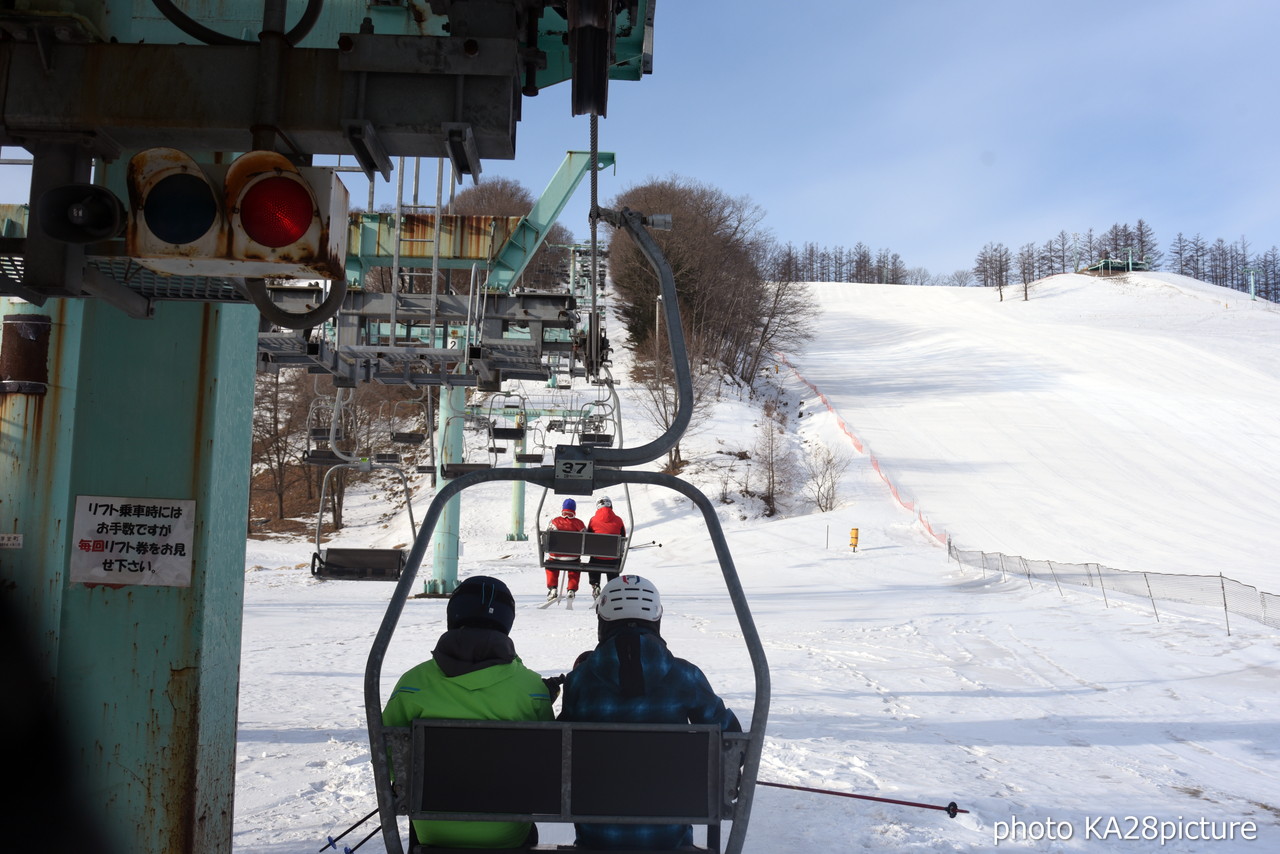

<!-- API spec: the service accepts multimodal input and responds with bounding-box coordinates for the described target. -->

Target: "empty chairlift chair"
[311,448,419,581]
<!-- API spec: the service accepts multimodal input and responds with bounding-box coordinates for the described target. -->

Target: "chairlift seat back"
[303,449,342,466]
[312,548,405,581]
[391,431,426,445]
[390,720,737,853]
[491,426,526,441]
[542,530,625,559]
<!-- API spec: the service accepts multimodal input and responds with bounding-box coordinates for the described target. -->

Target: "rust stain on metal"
[0,303,69,505]
[191,305,214,486]
[162,664,201,853]
[0,312,52,390]
[352,213,520,260]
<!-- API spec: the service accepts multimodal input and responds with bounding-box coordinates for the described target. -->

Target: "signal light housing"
[127,147,224,263]
[125,148,348,280]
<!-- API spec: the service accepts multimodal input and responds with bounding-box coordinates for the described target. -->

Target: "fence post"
[1046,561,1064,597]
[978,553,986,579]
[1095,564,1110,609]
[1021,556,1034,590]
[997,553,1007,581]
[1142,573,1160,622]
[1220,573,1232,637]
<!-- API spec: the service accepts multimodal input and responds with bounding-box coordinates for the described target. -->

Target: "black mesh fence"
[947,543,1278,633]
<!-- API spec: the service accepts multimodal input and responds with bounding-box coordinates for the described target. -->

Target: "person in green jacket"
[383,575,555,849]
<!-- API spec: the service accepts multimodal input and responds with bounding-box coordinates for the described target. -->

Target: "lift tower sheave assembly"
[0,3,655,853]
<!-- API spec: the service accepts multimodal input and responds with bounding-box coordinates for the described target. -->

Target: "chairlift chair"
[303,395,355,466]
[311,456,419,581]
[576,398,613,446]
[361,208,769,854]
[390,395,430,446]
[484,392,529,463]
[311,389,420,581]
[438,414,493,479]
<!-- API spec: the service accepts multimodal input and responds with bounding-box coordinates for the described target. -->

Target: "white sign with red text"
[69,495,196,587]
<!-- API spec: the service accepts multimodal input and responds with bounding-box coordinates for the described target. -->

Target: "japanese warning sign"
[70,495,196,587]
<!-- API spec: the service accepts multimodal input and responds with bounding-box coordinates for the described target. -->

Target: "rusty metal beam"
[0,35,521,161]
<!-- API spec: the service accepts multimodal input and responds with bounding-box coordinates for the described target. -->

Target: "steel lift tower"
[0,2,653,851]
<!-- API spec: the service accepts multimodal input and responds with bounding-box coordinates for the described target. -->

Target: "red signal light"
[238,177,315,248]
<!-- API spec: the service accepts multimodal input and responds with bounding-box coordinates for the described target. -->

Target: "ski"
[536,593,578,610]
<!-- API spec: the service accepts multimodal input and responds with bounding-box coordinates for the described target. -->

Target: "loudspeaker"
[36,184,126,244]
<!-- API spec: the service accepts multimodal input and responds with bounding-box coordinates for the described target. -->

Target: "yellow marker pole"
[849,528,859,551]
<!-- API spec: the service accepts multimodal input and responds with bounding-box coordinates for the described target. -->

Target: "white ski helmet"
[596,495,613,508]
[596,574,662,621]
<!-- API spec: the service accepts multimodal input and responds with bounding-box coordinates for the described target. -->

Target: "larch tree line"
[782,218,1280,303]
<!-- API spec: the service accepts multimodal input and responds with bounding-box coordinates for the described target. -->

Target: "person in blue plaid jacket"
[560,574,741,850]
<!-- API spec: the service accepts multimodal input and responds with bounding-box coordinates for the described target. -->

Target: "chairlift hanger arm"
[585,206,692,468]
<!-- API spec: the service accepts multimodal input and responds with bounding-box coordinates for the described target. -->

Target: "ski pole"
[757,780,967,818]
[319,807,379,852]
[344,825,381,854]
[628,540,662,551]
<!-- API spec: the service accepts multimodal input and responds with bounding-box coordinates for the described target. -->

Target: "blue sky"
[3,0,1277,277]
[479,0,1280,275]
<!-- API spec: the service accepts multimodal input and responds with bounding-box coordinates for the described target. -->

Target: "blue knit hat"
[447,576,516,634]
[562,498,577,512]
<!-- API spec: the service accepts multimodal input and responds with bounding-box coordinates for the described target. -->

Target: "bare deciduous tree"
[252,369,310,521]
[974,242,1011,300]
[1017,242,1037,300]
[752,402,798,517]
[738,243,818,383]
[607,175,770,374]
[802,443,852,512]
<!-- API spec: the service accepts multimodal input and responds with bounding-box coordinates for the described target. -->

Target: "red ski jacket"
[586,507,624,560]
[547,511,585,560]
[586,507,626,562]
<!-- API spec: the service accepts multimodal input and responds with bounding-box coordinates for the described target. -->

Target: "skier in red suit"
[545,498,585,600]
[585,496,626,598]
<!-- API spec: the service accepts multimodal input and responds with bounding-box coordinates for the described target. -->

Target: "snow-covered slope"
[234,274,1280,853]
[792,273,1280,590]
